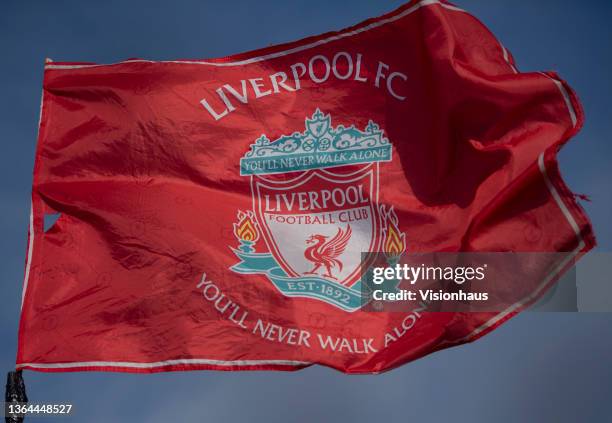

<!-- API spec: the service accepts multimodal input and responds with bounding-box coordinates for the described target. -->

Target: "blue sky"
[1,1,611,421]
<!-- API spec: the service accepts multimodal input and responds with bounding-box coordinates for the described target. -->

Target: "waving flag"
[17,0,594,374]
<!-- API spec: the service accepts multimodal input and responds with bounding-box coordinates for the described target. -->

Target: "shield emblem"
[251,164,382,287]
[232,110,401,311]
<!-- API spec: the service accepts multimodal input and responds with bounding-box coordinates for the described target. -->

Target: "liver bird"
[304,225,352,279]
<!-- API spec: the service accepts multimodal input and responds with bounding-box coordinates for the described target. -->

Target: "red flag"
[18,0,594,373]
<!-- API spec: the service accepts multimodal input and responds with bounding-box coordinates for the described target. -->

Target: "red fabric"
[18,0,594,374]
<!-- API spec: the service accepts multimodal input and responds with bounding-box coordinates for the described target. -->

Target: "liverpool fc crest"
[230,110,406,311]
